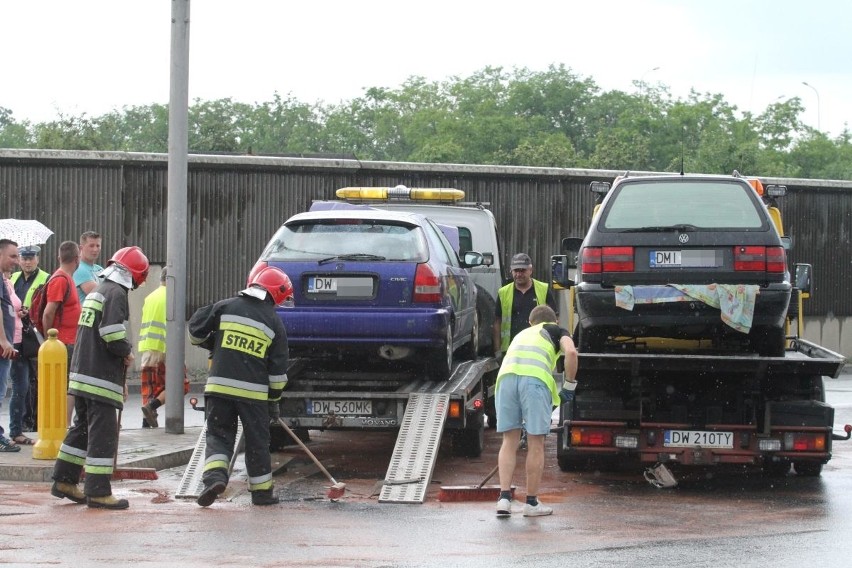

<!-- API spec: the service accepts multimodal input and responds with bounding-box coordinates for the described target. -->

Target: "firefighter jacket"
[497,322,562,406]
[188,292,289,405]
[68,279,133,409]
[138,284,167,354]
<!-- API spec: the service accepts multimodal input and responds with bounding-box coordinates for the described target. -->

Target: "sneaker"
[87,495,130,510]
[523,502,553,517]
[0,435,21,453]
[496,497,512,517]
[51,481,87,504]
[196,480,227,507]
[141,404,159,428]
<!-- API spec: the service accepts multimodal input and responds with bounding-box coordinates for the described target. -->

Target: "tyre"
[762,458,791,477]
[750,326,786,357]
[269,424,310,451]
[793,461,823,476]
[459,312,479,361]
[451,419,485,458]
[428,325,454,380]
[475,285,496,356]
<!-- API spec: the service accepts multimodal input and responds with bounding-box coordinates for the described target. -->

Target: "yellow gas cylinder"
[32,329,68,460]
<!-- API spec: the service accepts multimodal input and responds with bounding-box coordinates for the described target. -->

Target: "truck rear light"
[602,246,634,272]
[448,401,462,419]
[759,438,782,451]
[413,263,442,303]
[570,428,613,447]
[615,434,638,449]
[766,246,786,273]
[581,247,602,274]
[734,246,766,271]
[784,433,826,451]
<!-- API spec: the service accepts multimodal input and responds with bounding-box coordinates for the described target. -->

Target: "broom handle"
[114,409,122,470]
[276,417,338,485]
[477,463,499,489]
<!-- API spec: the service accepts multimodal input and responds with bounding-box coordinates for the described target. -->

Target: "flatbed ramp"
[379,392,449,504]
[175,420,244,499]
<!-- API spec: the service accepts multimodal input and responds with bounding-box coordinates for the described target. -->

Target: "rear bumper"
[283,307,450,347]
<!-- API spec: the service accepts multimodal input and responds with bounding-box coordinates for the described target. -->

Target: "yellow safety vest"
[497,323,561,406]
[497,278,549,351]
[138,285,167,353]
[10,269,49,308]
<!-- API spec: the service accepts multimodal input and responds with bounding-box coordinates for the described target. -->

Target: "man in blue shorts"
[494,305,577,517]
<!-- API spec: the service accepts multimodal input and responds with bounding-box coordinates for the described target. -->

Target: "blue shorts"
[495,373,552,435]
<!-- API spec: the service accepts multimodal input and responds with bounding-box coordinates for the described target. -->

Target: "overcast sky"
[2,0,850,137]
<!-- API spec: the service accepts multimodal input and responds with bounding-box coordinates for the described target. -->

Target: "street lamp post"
[801,81,821,131]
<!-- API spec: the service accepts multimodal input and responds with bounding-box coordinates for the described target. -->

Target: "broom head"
[437,484,515,503]
[327,481,346,501]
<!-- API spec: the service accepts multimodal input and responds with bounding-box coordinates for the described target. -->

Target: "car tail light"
[602,246,634,272]
[783,433,826,451]
[570,428,613,447]
[581,247,602,274]
[413,263,442,303]
[733,246,766,271]
[766,246,786,273]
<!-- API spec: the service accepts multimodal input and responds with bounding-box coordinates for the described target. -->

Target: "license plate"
[650,250,721,268]
[664,430,734,448]
[308,400,372,416]
[308,276,336,293]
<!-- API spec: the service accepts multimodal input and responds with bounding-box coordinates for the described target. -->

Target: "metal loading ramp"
[175,419,244,499]
[379,392,450,504]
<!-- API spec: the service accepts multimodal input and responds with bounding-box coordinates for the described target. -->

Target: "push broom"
[437,435,525,502]
[276,417,346,501]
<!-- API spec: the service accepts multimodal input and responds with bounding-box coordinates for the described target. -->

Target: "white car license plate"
[650,250,720,268]
[308,276,337,293]
[650,250,682,267]
[308,400,372,416]
[664,430,733,448]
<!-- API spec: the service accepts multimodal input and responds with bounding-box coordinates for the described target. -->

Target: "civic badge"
[678,233,689,244]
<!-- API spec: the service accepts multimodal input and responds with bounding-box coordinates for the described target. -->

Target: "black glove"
[268,400,280,421]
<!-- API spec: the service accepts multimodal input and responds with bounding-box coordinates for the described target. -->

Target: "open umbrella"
[0,219,54,247]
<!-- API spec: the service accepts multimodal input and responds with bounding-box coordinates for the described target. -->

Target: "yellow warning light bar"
[336,185,465,202]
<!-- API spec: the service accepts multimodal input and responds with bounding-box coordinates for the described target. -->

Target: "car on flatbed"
[250,206,483,380]
[569,172,792,356]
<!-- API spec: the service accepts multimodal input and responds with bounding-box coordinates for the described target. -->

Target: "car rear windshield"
[262,219,428,261]
[602,180,766,231]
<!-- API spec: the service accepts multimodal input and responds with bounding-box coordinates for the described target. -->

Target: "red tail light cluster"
[582,247,635,273]
[571,428,613,447]
[734,246,786,273]
[413,263,442,303]
[784,432,826,451]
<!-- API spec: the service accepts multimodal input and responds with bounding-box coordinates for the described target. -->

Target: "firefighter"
[189,266,292,507]
[51,246,149,510]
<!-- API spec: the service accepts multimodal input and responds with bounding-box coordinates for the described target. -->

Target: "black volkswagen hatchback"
[569,173,791,356]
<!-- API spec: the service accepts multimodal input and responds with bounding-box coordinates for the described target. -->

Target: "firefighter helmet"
[107,246,150,289]
[249,266,294,307]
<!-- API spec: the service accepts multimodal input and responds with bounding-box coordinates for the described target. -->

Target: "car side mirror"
[794,263,812,294]
[551,255,575,288]
[462,251,484,268]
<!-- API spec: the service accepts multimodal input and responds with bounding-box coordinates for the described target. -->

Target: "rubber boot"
[196,480,226,507]
[141,402,159,428]
[51,481,87,504]
[251,488,280,506]
[87,495,130,510]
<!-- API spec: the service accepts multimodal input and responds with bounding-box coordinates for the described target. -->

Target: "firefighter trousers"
[52,396,119,497]
[202,395,273,494]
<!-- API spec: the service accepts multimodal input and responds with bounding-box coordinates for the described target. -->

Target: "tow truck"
[551,175,850,480]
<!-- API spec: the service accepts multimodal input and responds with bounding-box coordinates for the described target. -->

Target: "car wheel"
[451,416,485,457]
[475,285,496,356]
[459,312,479,361]
[750,326,786,357]
[428,325,454,380]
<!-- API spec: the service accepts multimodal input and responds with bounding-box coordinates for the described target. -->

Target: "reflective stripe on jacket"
[138,285,167,353]
[498,278,549,351]
[497,323,560,406]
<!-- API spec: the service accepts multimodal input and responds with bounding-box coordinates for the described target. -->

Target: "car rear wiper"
[618,224,700,233]
[317,253,387,265]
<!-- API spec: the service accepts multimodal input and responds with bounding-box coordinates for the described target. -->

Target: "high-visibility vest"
[497,323,561,406]
[138,285,167,353]
[10,269,49,308]
[497,278,549,351]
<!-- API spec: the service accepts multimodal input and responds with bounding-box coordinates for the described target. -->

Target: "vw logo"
[678,233,689,244]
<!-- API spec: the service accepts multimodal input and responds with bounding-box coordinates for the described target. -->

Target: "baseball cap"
[19,245,41,257]
[510,253,532,270]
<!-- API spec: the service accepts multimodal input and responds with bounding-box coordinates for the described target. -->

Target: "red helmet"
[249,266,294,307]
[108,246,150,289]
